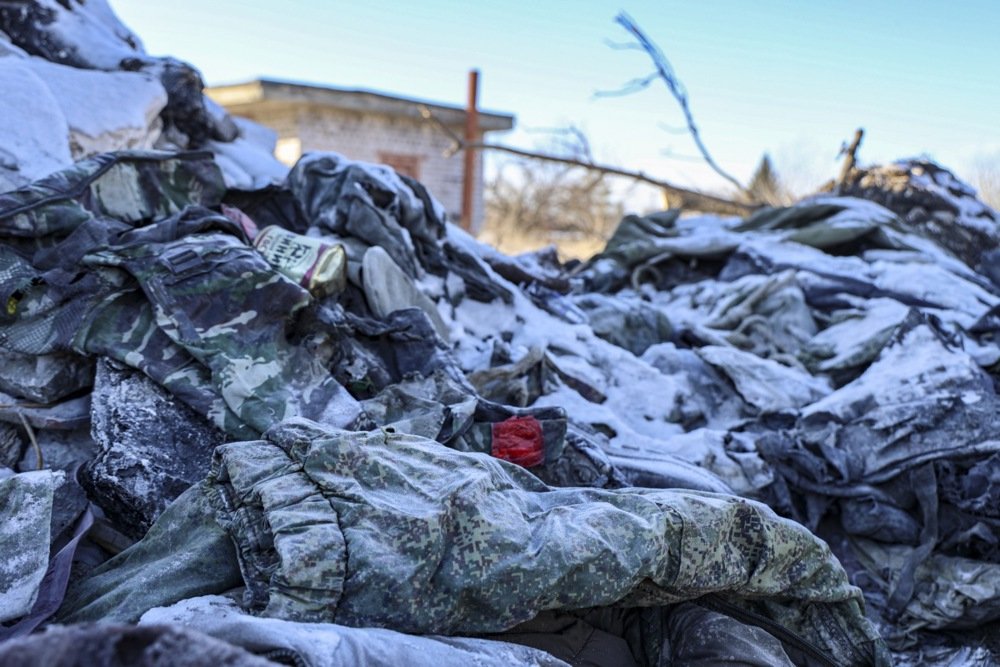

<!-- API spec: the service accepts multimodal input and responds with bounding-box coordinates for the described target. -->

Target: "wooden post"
[836,128,864,191]
[461,69,480,232]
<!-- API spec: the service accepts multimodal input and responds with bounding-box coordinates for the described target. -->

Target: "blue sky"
[114,0,999,199]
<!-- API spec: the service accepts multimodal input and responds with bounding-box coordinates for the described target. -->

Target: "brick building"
[206,79,515,231]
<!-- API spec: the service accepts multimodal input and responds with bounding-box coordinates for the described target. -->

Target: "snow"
[0,57,72,191]
[802,323,985,426]
[801,298,910,373]
[140,595,562,667]
[605,428,774,497]
[448,229,688,436]
[206,116,289,190]
[905,161,1000,236]
[445,225,776,491]
[805,195,899,226]
[698,344,830,412]
[43,0,145,69]
[26,57,166,158]
[731,236,997,325]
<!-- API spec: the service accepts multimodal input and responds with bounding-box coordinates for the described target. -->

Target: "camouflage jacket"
[206,418,886,666]
[0,152,362,439]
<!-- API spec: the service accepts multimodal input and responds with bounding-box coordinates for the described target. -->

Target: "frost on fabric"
[0,469,61,623]
[799,321,999,482]
[800,298,911,374]
[140,595,568,667]
[697,344,830,413]
[729,236,997,327]
[450,288,688,450]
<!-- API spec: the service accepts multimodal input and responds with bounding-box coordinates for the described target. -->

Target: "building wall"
[232,106,304,174]
[297,107,482,230]
[242,104,483,230]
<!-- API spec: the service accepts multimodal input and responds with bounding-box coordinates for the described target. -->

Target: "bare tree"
[483,157,624,255]
[744,153,791,206]
[971,154,1000,211]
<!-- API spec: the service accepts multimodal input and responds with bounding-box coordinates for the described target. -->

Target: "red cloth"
[491,416,544,468]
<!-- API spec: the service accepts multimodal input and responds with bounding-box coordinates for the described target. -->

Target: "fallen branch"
[467,141,754,216]
[419,105,756,217]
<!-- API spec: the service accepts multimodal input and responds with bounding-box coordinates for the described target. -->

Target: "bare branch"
[576,168,607,196]
[419,103,756,217]
[524,125,579,135]
[563,125,594,163]
[603,38,646,51]
[593,72,658,98]
[518,125,595,163]
[612,12,751,197]
[419,104,463,156]
[656,121,690,136]
[466,140,754,216]
[17,411,43,470]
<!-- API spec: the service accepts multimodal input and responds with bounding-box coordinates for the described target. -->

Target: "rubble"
[2,1,1000,666]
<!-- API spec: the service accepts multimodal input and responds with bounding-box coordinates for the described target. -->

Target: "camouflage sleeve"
[0,470,60,623]
[74,288,256,439]
[91,231,361,434]
[0,151,225,239]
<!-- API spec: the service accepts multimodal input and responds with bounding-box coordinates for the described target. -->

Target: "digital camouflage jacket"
[61,418,888,666]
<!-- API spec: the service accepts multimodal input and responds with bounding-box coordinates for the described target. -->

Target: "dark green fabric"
[59,481,242,625]
[0,151,225,240]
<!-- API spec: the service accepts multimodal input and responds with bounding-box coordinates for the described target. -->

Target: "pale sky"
[113,0,1000,202]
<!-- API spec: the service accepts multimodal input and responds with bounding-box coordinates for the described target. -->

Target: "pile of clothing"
[1,2,999,666]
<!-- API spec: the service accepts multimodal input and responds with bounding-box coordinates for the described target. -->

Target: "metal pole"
[461,69,480,232]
